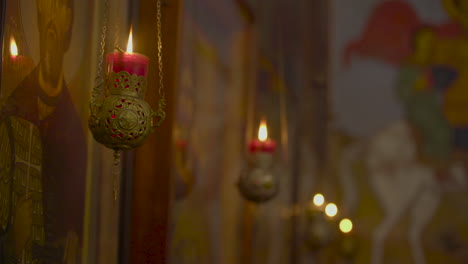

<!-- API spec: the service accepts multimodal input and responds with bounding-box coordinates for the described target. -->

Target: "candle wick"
[115,46,125,53]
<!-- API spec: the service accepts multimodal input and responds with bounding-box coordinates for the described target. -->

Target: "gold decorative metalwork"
[88,0,166,201]
[108,71,147,97]
[89,70,154,150]
[89,0,166,151]
[0,117,45,263]
[154,97,166,128]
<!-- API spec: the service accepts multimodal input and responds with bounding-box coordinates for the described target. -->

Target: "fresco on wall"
[0,0,93,263]
[333,0,468,263]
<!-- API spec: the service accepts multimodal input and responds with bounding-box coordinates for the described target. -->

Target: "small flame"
[325,203,338,218]
[258,119,268,142]
[126,27,133,53]
[312,193,325,207]
[339,218,353,234]
[10,37,18,56]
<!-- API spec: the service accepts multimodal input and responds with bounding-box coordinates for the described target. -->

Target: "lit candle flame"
[312,193,325,207]
[339,218,353,233]
[126,27,133,53]
[325,203,338,218]
[10,37,18,56]
[258,119,268,142]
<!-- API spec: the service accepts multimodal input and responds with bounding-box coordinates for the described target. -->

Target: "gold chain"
[153,0,166,127]
[157,0,165,98]
[113,0,121,49]
[91,0,109,104]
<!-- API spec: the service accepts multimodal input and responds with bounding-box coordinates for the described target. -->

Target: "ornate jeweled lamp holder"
[238,151,278,203]
[88,0,166,200]
[89,59,164,150]
[89,0,166,152]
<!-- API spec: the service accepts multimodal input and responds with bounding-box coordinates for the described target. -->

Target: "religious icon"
[337,0,468,263]
[0,0,88,263]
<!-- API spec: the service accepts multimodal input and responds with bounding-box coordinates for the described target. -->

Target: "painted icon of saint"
[0,0,86,263]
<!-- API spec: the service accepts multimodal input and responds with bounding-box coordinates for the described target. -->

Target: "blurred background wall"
[168,0,468,264]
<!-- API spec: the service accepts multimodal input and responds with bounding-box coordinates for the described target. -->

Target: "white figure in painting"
[340,120,467,264]
[336,0,468,263]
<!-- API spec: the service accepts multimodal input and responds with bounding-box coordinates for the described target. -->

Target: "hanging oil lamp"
[89,27,165,150]
[238,119,278,203]
[88,0,166,200]
[304,194,338,250]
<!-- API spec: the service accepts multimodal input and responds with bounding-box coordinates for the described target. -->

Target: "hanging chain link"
[113,0,121,49]
[90,0,109,106]
[153,0,167,127]
[157,0,164,98]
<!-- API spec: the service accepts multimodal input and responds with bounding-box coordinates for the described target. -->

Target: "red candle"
[2,37,35,99]
[248,139,263,152]
[107,52,149,76]
[8,37,35,71]
[8,55,35,72]
[262,139,277,152]
[248,119,276,153]
[106,28,149,76]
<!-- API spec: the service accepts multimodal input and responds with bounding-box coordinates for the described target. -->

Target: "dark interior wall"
[128,0,181,263]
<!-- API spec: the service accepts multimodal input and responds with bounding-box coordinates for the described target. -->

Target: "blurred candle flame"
[339,218,353,233]
[10,37,18,56]
[312,193,325,207]
[127,27,133,53]
[258,119,268,142]
[325,203,338,218]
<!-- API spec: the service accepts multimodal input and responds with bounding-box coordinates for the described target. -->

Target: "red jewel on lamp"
[106,27,149,77]
[248,119,276,153]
